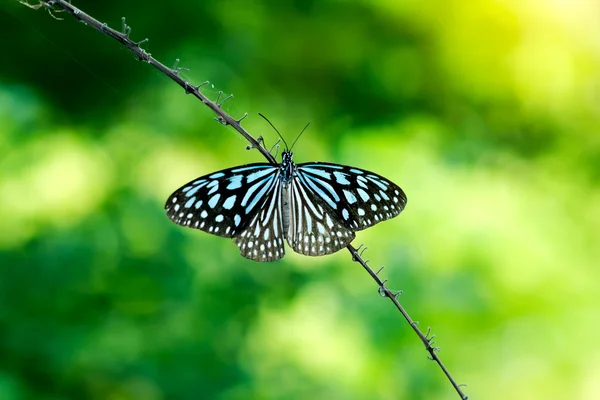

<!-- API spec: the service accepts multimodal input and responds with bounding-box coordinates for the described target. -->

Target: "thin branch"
[18,1,468,399]
[347,245,468,399]
[18,0,275,165]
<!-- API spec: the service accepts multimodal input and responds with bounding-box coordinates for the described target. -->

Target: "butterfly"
[165,148,407,262]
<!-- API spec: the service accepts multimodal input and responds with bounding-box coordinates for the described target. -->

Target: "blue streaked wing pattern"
[232,170,286,262]
[165,164,279,240]
[297,162,407,228]
[165,151,407,262]
[287,174,356,255]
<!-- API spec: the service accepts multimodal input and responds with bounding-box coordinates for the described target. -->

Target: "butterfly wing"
[286,173,356,256]
[233,175,286,262]
[296,162,407,231]
[165,163,285,261]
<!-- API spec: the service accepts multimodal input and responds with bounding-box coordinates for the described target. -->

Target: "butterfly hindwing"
[233,176,286,262]
[296,162,407,231]
[165,163,279,240]
[286,175,356,256]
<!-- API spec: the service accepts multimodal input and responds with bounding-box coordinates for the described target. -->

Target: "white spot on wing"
[317,222,325,235]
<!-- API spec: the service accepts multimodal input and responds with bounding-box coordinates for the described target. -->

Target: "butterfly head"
[280,150,295,181]
[281,150,294,163]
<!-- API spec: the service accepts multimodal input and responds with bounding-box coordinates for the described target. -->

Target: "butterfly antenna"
[259,113,289,150]
[290,122,310,151]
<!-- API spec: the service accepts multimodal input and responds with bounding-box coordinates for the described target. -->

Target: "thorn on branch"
[246,136,264,150]
[376,265,385,275]
[214,116,228,126]
[19,0,44,10]
[20,0,64,19]
[218,94,234,107]
[269,138,281,159]
[427,334,436,345]
[172,59,190,75]
[185,81,209,94]
[352,244,363,261]
[393,290,402,299]
[359,245,368,258]
[215,91,234,107]
[235,112,248,124]
[121,17,131,38]
[136,38,149,47]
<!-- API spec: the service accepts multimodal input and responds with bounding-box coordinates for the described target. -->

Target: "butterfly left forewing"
[165,163,278,238]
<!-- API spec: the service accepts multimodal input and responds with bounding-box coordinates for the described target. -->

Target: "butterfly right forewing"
[296,162,407,232]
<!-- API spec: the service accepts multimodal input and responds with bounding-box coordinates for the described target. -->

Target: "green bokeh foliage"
[1,1,599,399]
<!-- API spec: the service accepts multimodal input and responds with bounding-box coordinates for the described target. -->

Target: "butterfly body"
[165,150,407,262]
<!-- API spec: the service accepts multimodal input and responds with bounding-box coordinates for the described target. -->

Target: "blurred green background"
[2,0,599,399]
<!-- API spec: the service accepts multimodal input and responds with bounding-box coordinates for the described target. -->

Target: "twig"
[348,244,468,399]
[18,0,274,164]
[18,1,468,399]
